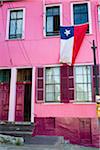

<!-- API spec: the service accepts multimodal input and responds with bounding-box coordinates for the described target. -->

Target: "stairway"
[0,121,34,140]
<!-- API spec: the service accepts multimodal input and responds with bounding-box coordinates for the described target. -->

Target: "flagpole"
[91,40,99,96]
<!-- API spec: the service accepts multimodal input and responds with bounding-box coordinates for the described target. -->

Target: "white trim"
[98,6,100,28]
[74,65,93,103]
[71,1,92,34]
[44,66,60,103]
[74,63,94,66]
[8,68,17,122]
[43,4,62,37]
[6,7,25,40]
[31,67,36,123]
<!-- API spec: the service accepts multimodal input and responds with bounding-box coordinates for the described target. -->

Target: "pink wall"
[0,0,99,67]
[0,0,99,118]
[35,103,97,118]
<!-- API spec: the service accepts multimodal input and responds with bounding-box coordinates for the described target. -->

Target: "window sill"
[73,102,96,104]
[43,35,60,39]
[43,102,61,105]
[5,37,25,41]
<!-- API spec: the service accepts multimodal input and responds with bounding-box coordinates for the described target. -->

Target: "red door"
[0,83,9,121]
[80,118,92,145]
[15,84,24,121]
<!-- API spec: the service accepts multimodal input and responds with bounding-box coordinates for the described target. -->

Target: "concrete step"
[24,135,65,145]
[0,122,34,138]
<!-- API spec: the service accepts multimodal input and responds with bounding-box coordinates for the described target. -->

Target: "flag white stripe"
[60,37,74,65]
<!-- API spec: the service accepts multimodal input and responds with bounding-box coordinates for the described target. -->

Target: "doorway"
[79,118,92,145]
[24,84,31,121]
[15,68,32,122]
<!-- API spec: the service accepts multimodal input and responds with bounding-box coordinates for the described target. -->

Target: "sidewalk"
[0,144,99,150]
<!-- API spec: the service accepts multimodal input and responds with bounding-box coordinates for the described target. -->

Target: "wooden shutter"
[36,67,44,103]
[68,66,74,101]
[92,65,100,102]
[60,65,74,103]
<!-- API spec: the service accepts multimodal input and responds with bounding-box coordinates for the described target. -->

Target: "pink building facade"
[0,0,100,147]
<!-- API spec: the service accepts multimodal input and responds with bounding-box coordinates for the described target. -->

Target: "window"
[8,9,25,39]
[71,2,91,33]
[0,70,11,83]
[45,67,60,102]
[74,66,92,102]
[98,6,100,27]
[45,6,60,36]
[17,69,32,82]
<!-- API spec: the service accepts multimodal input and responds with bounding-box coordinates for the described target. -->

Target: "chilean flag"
[60,24,88,65]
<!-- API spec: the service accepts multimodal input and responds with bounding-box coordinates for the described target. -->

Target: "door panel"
[80,118,92,144]
[0,83,9,121]
[15,84,24,121]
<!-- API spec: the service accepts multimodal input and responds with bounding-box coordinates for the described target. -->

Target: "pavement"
[0,135,99,150]
[0,144,99,150]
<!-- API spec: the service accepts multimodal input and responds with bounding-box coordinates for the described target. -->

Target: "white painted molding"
[8,68,17,122]
[31,67,36,123]
[6,8,25,40]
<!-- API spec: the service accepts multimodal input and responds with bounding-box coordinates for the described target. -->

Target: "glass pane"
[88,92,92,100]
[46,68,53,76]
[87,84,92,91]
[46,85,54,93]
[76,92,84,101]
[75,67,82,75]
[83,75,87,83]
[46,93,54,101]
[76,84,84,92]
[53,67,60,75]
[55,84,60,92]
[16,20,23,34]
[17,11,23,18]
[53,76,60,84]
[98,7,100,22]
[46,8,53,16]
[46,75,53,84]
[74,3,88,25]
[87,66,91,74]
[83,92,88,100]
[55,92,60,101]
[11,11,16,19]
[75,75,83,83]
[0,70,10,82]
[88,74,91,82]
[47,16,53,32]
[10,20,16,35]
[83,84,87,92]
[53,7,59,15]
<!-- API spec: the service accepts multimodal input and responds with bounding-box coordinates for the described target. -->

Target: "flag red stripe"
[72,24,88,64]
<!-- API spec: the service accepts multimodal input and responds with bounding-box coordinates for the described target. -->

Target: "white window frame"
[43,4,62,37]
[71,1,92,34]
[74,65,92,102]
[6,8,25,40]
[98,6,100,28]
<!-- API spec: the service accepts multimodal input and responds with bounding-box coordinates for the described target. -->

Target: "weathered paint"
[33,117,100,148]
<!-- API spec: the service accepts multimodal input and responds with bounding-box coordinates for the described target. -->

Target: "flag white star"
[64,29,70,37]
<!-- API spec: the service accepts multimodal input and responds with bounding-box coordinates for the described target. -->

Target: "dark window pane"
[0,70,11,83]
[73,3,89,33]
